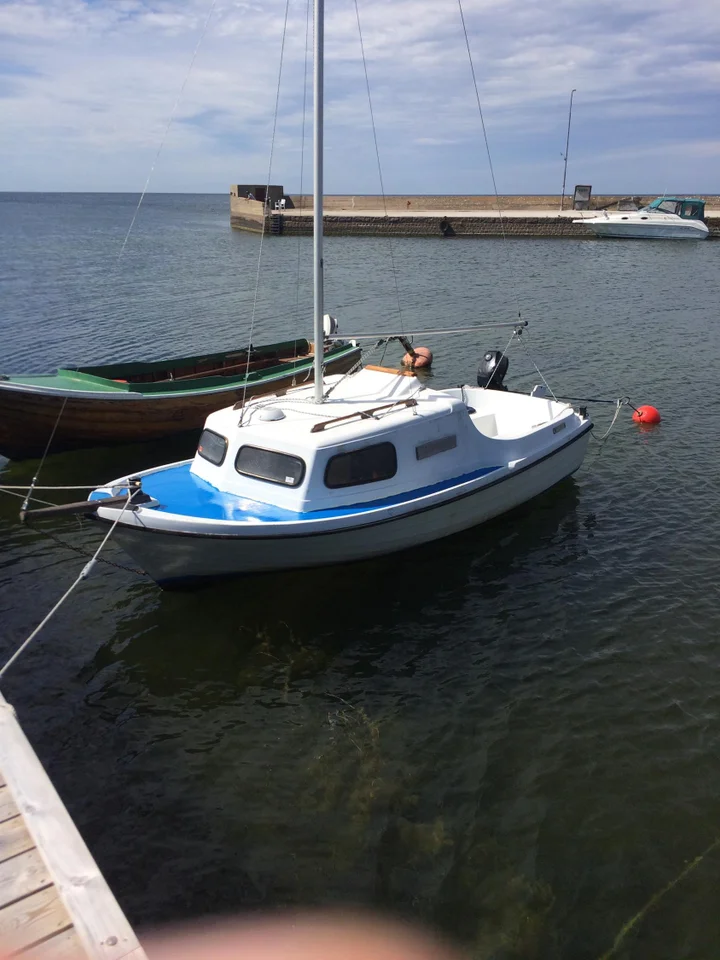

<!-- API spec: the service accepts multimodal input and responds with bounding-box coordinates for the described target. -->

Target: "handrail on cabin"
[310,398,417,433]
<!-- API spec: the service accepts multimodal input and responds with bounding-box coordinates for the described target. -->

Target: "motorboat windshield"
[643,199,681,214]
[643,197,706,219]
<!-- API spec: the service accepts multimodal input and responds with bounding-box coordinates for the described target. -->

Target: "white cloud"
[0,0,719,191]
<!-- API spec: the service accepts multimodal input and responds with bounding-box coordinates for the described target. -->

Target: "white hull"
[577,214,709,241]
[107,428,590,585]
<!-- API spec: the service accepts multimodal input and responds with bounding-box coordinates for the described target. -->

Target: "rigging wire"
[516,335,559,401]
[326,320,528,338]
[292,0,313,385]
[239,0,293,420]
[352,0,405,330]
[118,0,218,260]
[456,0,523,323]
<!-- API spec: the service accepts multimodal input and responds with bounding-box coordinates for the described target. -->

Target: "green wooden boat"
[0,337,361,461]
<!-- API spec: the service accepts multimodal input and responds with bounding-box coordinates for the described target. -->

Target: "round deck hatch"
[259,407,286,421]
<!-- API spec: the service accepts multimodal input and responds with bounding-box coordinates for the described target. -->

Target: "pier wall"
[285,194,644,212]
[284,193,720,212]
[230,196,266,232]
[230,193,720,238]
[279,215,594,238]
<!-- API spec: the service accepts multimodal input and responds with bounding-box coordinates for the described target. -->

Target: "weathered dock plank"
[0,785,20,823]
[0,695,146,960]
[0,885,72,955]
[0,815,34,863]
[0,848,51,910]
[24,925,88,959]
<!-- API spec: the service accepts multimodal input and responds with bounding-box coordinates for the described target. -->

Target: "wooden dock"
[0,694,145,959]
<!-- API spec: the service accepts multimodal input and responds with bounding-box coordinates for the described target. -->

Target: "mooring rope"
[589,399,625,442]
[0,484,107,491]
[597,836,720,960]
[0,493,138,682]
[21,517,146,577]
[0,488,58,508]
[19,396,68,515]
[512,333,639,445]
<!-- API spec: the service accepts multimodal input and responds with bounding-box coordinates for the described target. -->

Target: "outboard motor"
[477,350,509,390]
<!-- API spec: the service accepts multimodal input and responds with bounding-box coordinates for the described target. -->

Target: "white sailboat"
[89,0,593,586]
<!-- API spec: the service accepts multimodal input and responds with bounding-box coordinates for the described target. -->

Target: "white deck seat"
[473,413,498,437]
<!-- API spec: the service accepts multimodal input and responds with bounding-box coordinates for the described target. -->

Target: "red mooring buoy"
[632,404,662,425]
[402,346,433,369]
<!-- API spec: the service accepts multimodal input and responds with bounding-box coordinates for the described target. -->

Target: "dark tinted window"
[236,445,305,486]
[197,428,228,465]
[325,442,397,489]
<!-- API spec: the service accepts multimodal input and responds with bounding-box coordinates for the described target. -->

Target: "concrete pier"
[230,192,720,238]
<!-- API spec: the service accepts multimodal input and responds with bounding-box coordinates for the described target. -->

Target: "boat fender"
[632,404,661,425]
[401,346,433,369]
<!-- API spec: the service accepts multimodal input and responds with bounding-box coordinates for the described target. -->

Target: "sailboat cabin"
[190,369,483,514]
[189,368,567,516]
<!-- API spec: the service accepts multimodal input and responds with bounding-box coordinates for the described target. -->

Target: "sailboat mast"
[312,0,324,403]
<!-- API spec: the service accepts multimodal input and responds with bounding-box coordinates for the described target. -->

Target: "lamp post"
[560,89,577,211]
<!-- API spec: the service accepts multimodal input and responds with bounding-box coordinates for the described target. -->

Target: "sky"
[1,0,719,194]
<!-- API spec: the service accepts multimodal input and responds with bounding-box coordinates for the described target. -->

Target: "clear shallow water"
[1,193,720,958]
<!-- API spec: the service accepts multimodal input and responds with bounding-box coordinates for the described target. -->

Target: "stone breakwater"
[278,214,593,239]
[230,194,720,238]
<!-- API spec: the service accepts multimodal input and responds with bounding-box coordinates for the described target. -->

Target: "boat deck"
[0,694,145,959]
[3,373,126,393]
[92,461,502,523]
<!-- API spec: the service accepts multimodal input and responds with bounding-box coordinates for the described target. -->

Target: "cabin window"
[325,442,397,489]
[197,428,228,466]
[235,445,305,486]
[416,434,457,461]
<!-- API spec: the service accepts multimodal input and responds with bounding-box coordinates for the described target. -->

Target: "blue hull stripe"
[91,461,502,523]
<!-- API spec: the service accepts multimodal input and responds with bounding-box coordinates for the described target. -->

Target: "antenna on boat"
[313,0,325,403]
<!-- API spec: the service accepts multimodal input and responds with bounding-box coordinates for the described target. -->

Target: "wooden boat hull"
[0,345,360,460]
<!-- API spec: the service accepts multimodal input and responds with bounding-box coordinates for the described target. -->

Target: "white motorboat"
[88,0,593,586]
[575,197,709,240]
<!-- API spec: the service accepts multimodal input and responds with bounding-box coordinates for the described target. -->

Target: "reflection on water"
[1,195,720,958]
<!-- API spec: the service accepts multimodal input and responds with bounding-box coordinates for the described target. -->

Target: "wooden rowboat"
[0,337,361,460]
